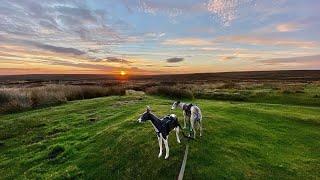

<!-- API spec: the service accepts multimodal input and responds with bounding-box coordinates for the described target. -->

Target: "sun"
[120,70,126,76]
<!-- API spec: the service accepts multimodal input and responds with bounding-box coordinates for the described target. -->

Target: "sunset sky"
[0,0,319,75]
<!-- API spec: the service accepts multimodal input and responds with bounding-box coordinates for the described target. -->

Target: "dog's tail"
[178,124,195,140]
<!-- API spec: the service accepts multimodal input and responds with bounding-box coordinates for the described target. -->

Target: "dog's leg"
[158,135,163,158]
[190,118,196,139]
[199,119,203,137]
[175,127,181,143]
[183,111,187,129]
[188,116,192,137]
[164,136,169,159]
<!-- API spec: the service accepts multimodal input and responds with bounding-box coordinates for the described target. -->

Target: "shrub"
[1,99,28,113]
[81,86,106,99]
[0,89,31,113]
[0,91,10,104]
[146,86,194,99]
[29,87,67,107]
[63,86,84,101]
[105,86,126,96]
[80,86,125,99]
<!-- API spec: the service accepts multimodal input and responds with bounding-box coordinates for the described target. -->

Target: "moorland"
[0,70,319,179]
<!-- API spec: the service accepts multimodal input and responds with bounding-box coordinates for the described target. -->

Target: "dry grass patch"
[0,85,125,114]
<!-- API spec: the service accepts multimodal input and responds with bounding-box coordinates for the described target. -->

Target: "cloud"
[46,60,112,71]
[103,57,132,64]
[276,23,302,32]
[206,0,295,27]
[37,58,151,74]
[144,32,166,38]
[124,0,204,14]
[0,37,89,60]
[0,36,87,56]
[162,38,214,46]
[1,0,319,75]
[0,43,156,74]
[0,0,124,56]
[55,6,99,24]
[31,42,86,55]
[206,0,254,26]
[220,56,236,61]
[163,65,180,67]
[255,21,306,34]
[216,35,318,48]
[166,57,184,63]
[260,54,320,66]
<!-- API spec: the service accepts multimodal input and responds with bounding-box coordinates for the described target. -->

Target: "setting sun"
[120,71,126,76]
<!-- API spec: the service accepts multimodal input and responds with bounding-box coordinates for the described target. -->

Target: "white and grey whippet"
[137,106,183,159]
[171,101,203,138]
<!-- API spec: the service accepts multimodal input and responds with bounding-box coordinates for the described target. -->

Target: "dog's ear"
[177,101,180,104]
[146,106,151,112]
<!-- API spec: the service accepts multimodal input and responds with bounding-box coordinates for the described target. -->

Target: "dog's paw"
[165,155,169,159]
[158,153,162,158]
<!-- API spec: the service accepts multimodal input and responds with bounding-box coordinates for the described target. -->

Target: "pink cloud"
[276,23,302,32]
[162,38,214,46]
[216,35,318,48]
[260,54,320,69]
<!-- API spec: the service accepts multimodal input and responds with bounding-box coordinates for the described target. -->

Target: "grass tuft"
[48,145,65,159]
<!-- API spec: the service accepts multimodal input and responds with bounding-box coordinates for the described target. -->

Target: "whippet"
[171,101,203,138]
[137,106,183,159]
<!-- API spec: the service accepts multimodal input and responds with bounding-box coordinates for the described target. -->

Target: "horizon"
[1,69,320,77]
[1,70,320,81]
[1,0,320,75]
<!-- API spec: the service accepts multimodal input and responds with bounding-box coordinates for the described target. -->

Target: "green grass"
[245,84,320,106]
[0,95,319,179]
[190,82,320,107]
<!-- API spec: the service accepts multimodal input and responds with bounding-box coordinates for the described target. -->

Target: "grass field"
[0,95,319,179]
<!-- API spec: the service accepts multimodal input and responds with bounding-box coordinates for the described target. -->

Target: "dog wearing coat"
[137,106,183,159]
[171,101,203,138]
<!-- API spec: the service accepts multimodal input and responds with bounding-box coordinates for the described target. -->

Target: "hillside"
[0,95,319,179]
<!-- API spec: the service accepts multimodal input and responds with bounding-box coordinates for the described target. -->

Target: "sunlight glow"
[120,71,126,76]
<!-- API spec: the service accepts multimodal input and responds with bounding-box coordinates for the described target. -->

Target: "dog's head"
[171,101,180,110]
[137,106,152,123]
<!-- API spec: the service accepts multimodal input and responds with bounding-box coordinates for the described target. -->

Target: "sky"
[0,0,320,75]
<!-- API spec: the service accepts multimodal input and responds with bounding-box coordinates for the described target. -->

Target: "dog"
[171,101,203,138]
[137,106,183,159]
